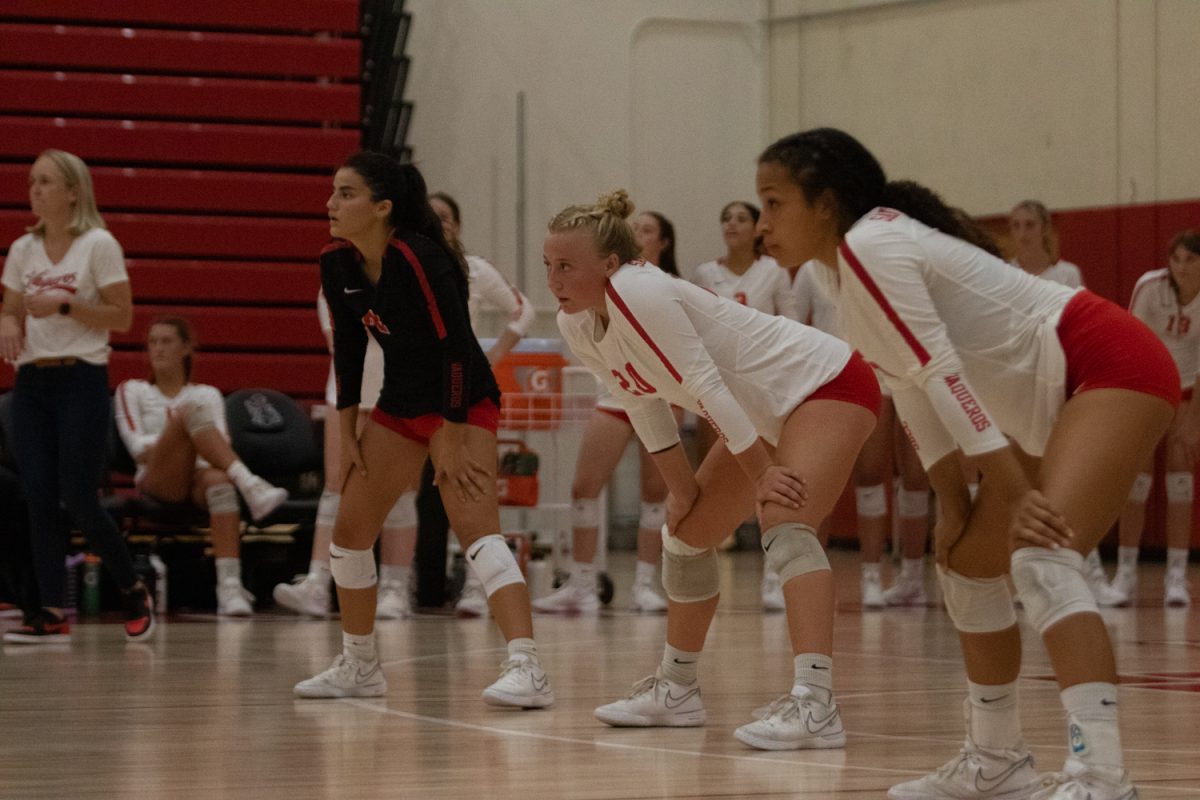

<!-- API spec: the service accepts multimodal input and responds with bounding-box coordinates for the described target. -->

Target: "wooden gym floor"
[1,550,1197,799]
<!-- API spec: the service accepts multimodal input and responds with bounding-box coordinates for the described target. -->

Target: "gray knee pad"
[936,566,1016,633]
[329,543,376,589]
[761,522,829,583]
[1011,547,1098,634]
[204,483,239,515]
[661,526,719,602]
[182,400,219,437]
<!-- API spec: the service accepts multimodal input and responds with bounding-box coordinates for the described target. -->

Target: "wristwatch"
[58,301,71,316]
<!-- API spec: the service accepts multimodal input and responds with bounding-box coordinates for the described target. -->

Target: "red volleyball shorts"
[596,405,631,426]
[803,350,882,418]
[1056,290,1181,408]
[370,398,500,447]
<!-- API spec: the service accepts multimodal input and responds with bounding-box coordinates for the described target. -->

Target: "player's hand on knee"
[434,447,490,503]
[933,506,967,567]
[341,437,366,481]
[666,486,698,535]
[754,465,807,513]
[1009,489,1073,550]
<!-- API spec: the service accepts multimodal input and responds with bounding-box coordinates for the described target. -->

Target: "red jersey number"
[362,309,392,335]
[1168,314,1191,336]
[734,291,748,305]
[611,362,657,396]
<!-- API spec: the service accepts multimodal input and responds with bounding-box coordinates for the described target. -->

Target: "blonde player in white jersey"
[1009,200,1084,288]
[272,291,418,620]
[1111,230,1200,609]
[428,192,538,616]
[757,127,1178,800]
[533,210,679,615]
[792,261,932,609]
[115,317,288,616]
[694,200,799,609]
[548,190,879,750]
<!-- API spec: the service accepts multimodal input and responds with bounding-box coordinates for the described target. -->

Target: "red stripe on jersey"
[392,239,447,340]
[320,239,355,257]
[605,283,683,383]
[117,384,135,431]
[839,241,931,366]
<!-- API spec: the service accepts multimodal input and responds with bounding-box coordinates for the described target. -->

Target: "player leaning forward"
[756,127,1177,800]
[293,151,553,707]
[549,191,879,748]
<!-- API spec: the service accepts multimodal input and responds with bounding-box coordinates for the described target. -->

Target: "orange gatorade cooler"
[483,338,569,430]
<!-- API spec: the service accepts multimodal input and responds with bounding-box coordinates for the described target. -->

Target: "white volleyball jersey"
[1128,268,1200,388]
[1011,259,1084,288]
[114,380,227,480]
[559,263,850,454]
[691,255,799,320]
[1,228,128,365]
[833,209,1080,467]
[790,260,843,337]
[317,289,385,408]
[466,254,535,338]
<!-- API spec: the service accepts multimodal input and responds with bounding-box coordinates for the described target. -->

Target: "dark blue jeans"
[12,361,135,608]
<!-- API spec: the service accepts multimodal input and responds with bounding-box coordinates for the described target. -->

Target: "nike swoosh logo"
[975,755,1031,793]
[810,664,829,670]
[355,663,380,682]
[980,695,1007,704]
[804,705,841,734]
[531,672,548,692]
[672,658,696,665]
[468,546,481,561]
[663,687,700,710]
[330,554,343,559]
[1100,699,1117,706]
[344,288,364,294]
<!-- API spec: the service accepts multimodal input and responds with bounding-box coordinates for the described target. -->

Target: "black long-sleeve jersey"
[319,231,500,422]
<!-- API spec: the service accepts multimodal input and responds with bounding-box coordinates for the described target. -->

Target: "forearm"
[649,443,698,499]
[927,452,971,519]
[338,405,360,441]
[66,298,132,332]
[732,438,773,483]
[972,444,1033,504]
[486,329,521,366]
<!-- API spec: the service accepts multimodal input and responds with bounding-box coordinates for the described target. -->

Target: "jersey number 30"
[612,362,657,396]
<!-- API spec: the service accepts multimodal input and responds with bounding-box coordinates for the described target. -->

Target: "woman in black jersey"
[293,152,554,707]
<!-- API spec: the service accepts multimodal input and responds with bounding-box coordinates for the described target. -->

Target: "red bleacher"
[0,3,362,399]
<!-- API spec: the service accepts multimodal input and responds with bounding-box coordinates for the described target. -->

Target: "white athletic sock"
[861,562,881,578]
[342,631,377,663]
[794,653,833,703]
[657,642,699,686]
[309,559,331,583]
[215,557,240,585]
[1167,547,1189,578]
[1061,682,1122,769]
[967,679,1021,751]
[900,558,924,580]
[634,560,656,586]
[573,561,595,585]
[225,460,255,494]
[1117,546,1139,572]
[380,564,409,585]
[507,637,538,664]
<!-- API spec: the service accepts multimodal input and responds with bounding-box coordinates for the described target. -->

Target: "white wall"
[404,0,768,318]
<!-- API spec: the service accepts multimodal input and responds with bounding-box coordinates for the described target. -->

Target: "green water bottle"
[82,554,101,616]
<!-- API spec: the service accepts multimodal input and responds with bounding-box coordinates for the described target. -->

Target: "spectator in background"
[115,317,288,616]
[1008,199,1083,287]
[0,149,153,643]
[272,291,418,620]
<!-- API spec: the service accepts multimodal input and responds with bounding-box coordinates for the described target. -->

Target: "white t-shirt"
[833,208,1079,467]
[317,289,385,408]
[466,254,535,338]
[1011,259,1084,288]
[2,228,128,365]
[559,263,850,455]
[692,255,799,320]
[1128,268,1200,388]
[114,380,227,481]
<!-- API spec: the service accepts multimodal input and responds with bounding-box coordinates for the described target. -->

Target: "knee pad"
[936,566,1016,633]
[855,484,887,518]
[572,496,600,528]
[1166,471,1193,504]
[465,534,525,596]
[204,483,239,515]
[761,522,829,583]
[329,543,377,589]
[182,400,218,436]
[383,490,417,529]
[316,489,340,528]
[639,501,665,531]
[1010,547,1097,634]
[897,488,929,519]
[1128,473,1152,504]
[661,525,719,602]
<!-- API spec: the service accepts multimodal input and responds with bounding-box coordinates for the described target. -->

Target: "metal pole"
[515,91,527,293]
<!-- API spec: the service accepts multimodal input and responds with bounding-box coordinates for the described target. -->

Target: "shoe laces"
[932,741,983,781]
[761,692,805,723]
[627,675,660,699]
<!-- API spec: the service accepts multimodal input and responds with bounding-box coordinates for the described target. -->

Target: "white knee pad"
[1010,547,1097,634]
[856,484,887,518]
[383,490,417,529]
[182,400,219,436]
[1127,473,1152,504]
[316,489,340,528]
[639,501,665,531]
[329,543,377,589]
[936,566,1016,633]
[1166,471,1193,504]
[661,525,719,602]
[761,522,829,583]
[204,483,239,515]
[465,534,525,596]
[572,496,600,528]
[897,488,929,519]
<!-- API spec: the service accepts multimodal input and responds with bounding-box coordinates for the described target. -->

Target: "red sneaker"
[4,609,71,644]
[123,583,155,642]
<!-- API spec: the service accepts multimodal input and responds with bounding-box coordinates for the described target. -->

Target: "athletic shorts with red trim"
[803,350,882,417]
[1057,290,1181,408]
[596,405,631,426]
[370,398,500,447]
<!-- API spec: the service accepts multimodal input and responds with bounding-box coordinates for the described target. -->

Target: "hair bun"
[597,189,634,220]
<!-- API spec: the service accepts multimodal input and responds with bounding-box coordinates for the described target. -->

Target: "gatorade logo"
[1069,723,1087,755]
[528,368,552,393]
[944,374,991,432]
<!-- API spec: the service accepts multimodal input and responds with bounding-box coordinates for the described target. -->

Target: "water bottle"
[64,553,85,613]
[149,554,167,613]
[82,554,101,616]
